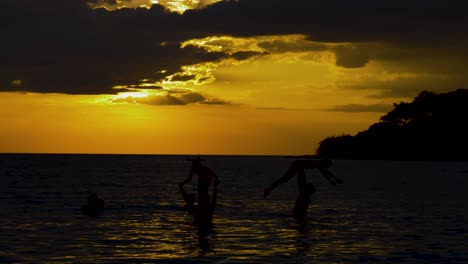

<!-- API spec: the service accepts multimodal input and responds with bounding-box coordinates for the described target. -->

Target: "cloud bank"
[1,0,467,96]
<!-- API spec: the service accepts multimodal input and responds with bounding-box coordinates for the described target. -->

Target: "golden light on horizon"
[88,0,222,13]
[0,89,383,155]
[157,0,223,13]
[113,91,152,99]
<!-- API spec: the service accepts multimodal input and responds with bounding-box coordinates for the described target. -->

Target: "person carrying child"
[180,158,219,205]
[264,158,342,219]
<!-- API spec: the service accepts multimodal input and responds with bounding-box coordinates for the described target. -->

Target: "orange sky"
[0,91,379,155]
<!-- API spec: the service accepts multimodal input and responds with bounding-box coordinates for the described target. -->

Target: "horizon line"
[0,152,318,157]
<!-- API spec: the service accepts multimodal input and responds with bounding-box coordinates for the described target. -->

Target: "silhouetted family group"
[178,157,342,229]
[82,157,342,228]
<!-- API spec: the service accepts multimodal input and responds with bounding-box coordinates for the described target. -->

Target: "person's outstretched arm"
[319,168,340,185]
[178,182,189,202]
[325,169,343,184]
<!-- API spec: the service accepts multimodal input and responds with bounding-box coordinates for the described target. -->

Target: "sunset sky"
[1,0,467,155]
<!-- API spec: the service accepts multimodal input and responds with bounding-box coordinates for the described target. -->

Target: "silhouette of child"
[179,182,197,215]
[81,193,104,217]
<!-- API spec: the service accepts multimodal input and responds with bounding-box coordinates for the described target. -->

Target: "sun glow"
[113,91,153,100]
[105,91,148,104]
[88,0,222,13]
[157,0,223,13]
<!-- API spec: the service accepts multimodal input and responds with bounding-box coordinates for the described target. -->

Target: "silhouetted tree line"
[317,89,468,160]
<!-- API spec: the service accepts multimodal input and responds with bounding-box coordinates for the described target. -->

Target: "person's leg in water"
[198,189,211,207]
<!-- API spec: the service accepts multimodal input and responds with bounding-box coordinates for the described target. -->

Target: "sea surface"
[0,154,466,263]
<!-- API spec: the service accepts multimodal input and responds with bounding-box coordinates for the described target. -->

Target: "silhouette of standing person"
[180,159,219,205]
[264,158,342,219]
[194,179,218,229]
[179,177,219,229]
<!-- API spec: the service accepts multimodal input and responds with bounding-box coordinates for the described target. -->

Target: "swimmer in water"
[81,193,104,217]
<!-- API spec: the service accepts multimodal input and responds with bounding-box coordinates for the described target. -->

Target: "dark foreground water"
[0,154,466,263]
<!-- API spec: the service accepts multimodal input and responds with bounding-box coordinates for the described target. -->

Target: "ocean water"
[0,154,466,263]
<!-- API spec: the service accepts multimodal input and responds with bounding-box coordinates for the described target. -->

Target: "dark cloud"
[333,46,370,68]
[87,0,118,6]
[229,51,266,61]
[326,104,393,113]
[1,0,468,94]
[0,1,231,94]
[185,0,468,44]
[170,74,198,82]
[257,40,328,53]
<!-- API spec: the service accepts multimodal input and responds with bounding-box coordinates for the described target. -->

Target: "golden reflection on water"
[94,208,403,262]
[98,212,216,260]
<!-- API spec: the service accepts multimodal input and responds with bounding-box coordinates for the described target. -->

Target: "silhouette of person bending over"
[179,177,219,229]
[264,158,342,218]
[81,193,104,217]
[180,159,219,204]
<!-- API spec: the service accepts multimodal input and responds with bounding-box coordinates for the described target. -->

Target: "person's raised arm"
[319,168,338,186]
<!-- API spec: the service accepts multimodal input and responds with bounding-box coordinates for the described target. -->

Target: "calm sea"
[0,154,466,263]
